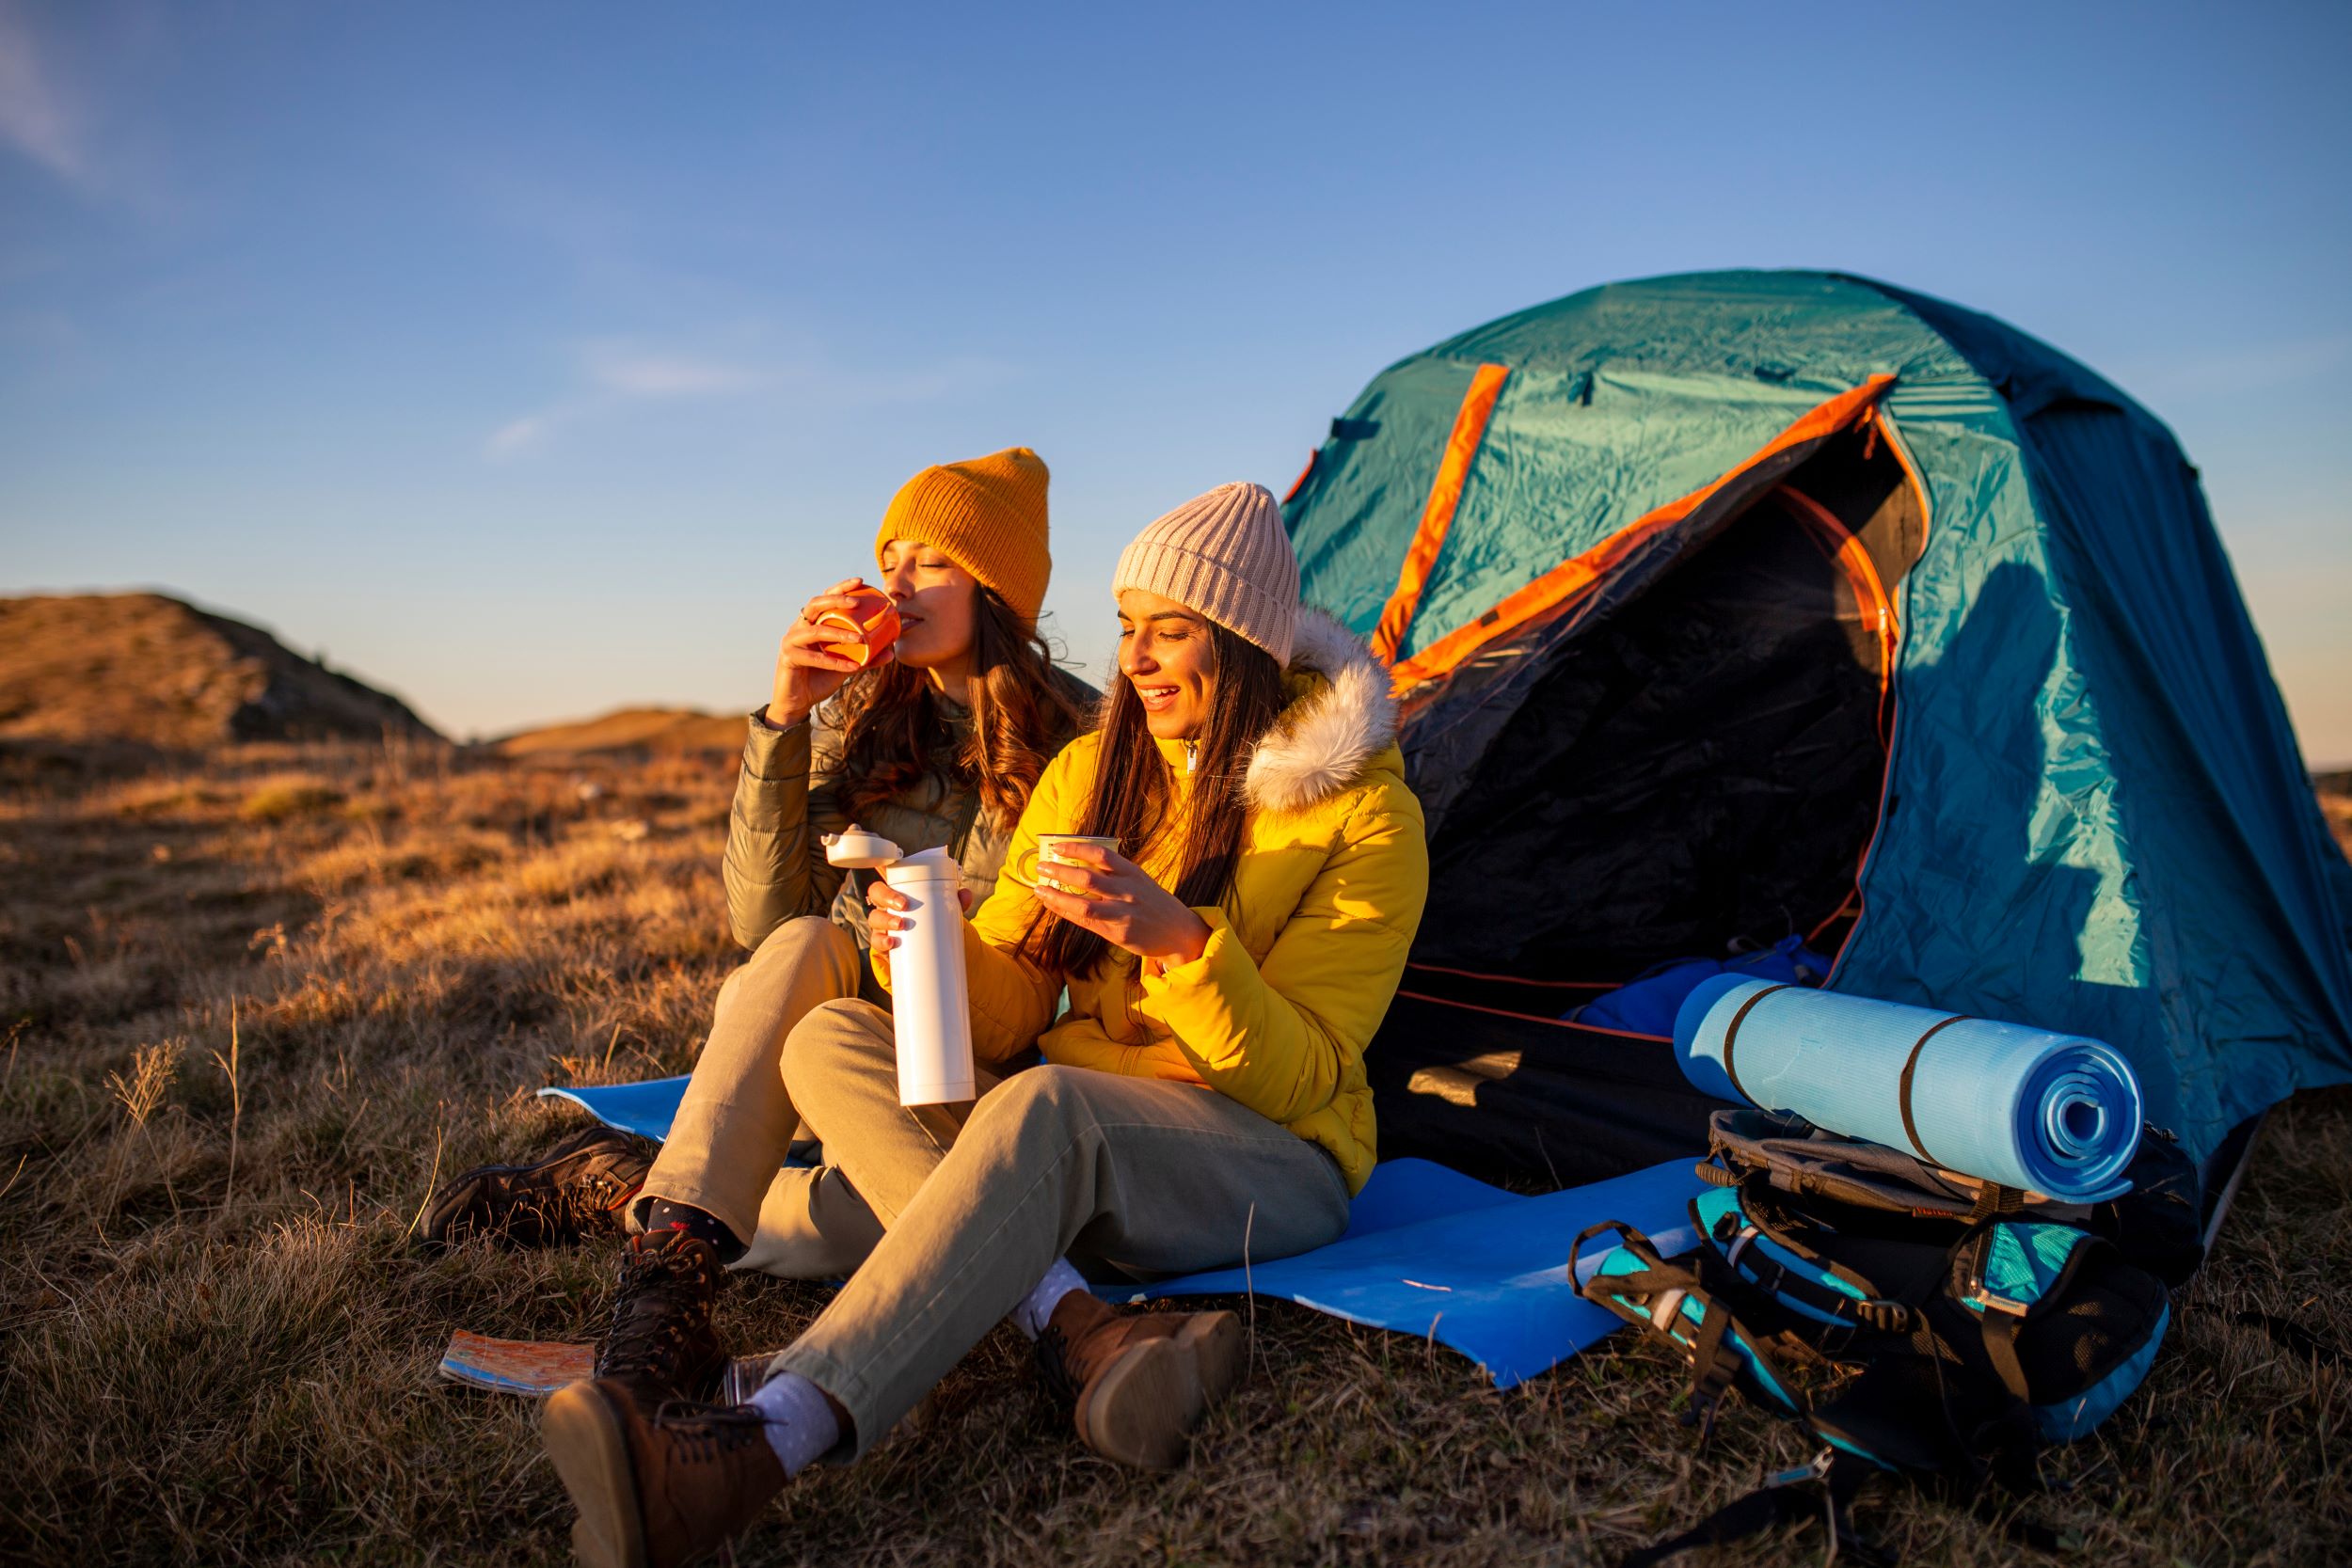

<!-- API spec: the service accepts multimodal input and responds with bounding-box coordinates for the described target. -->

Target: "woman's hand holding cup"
[1026,842,1212,968]
[770,578,897,730]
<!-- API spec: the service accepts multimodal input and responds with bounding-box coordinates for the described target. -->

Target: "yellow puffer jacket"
[885,609,1427,1194]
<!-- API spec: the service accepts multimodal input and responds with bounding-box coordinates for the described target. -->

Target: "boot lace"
[596,1232,718,1381]
[652,1401,771,1464]
[513,1169,632,1236]
[1034,1323,1081,1404]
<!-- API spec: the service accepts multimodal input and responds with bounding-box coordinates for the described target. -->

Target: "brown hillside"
[2318,770,2351,857]
[0,593,443,748]
[494,705,744,758]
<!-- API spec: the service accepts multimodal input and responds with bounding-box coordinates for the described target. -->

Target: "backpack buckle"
[1962,1231,2034,1316]
[1853,1298,1916,1333]
[1767,1447,1836,1489]
[1967,1285,2032,1317]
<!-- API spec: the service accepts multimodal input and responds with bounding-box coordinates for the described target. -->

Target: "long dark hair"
[1024,619,1288,979]
[833,587,1088,833]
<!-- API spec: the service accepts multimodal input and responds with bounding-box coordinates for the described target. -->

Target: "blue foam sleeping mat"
[539,1076,1704,1389]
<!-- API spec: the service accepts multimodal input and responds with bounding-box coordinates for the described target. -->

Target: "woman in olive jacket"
[422,449,1091,1291]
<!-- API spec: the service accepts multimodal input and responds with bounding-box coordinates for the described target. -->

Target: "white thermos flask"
[877,846,976,1105]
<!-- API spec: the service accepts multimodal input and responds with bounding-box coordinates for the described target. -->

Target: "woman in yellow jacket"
[542,483,1429,1568]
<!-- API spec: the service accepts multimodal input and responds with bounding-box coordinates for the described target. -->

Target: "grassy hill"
[494,705,745,759]
[0,593,442,749]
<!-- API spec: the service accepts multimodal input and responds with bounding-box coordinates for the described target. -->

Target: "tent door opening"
[1404,416,1930,1008]
[1368,415,1931,1186]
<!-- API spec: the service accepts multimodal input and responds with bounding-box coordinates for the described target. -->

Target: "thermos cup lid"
[822,828,903,868]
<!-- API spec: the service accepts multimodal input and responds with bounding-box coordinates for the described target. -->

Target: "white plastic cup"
[1009,833,1121,892]
[879,846,976,1105]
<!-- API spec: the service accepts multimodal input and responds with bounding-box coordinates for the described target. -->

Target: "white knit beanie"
[1112,482,1300,664]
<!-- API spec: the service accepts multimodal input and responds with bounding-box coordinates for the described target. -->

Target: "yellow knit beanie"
[874,447,1052,623]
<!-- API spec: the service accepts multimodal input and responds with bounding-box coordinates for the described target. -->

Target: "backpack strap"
[1965,1181,2028,1222]
[1707,1109,1984,1220]
[1571,1220,1667,1291]
[1680,1289,1743,1441]
[1720,1176,1925,1331]
[1574,1220,1816,1441]
[1617,1449,1890,1568]
[1978,1310,2034,1404]
[1896,1013,1974,1164]
[2230,1310,2351,1370]
[1716,982,1794,1103]
[1949,1235,2058,1490]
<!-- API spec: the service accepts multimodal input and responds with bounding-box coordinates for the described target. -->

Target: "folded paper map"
[438,1330,777,1402]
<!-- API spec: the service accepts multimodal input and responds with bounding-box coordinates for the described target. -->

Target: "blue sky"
[3,1,2347,761]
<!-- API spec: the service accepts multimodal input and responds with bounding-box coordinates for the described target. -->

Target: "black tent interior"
[1367,425,1933,1187]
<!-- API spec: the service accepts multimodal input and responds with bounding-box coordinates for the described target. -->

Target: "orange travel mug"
[816,588,902,666]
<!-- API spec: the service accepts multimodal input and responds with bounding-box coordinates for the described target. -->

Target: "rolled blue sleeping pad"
[1674,975,2143,1202]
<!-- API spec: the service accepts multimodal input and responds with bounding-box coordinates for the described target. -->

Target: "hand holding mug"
[1025,842,1212,967]
[770,578,898,729]
[866,878,976,958]
[1009,834,1121,894]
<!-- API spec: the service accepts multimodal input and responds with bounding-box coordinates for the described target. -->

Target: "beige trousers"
[769,999,1354,1455]
[635,916,896,1277]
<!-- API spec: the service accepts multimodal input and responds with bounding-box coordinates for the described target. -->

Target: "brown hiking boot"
[541,1380,786,1568]
[1034,1292,1245,1470]
[422,1126,652,1250]
[596,1228,727,1406]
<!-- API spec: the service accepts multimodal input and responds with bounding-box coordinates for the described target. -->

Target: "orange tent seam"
[1369,362,1511,664]
[1390,373,1898,689]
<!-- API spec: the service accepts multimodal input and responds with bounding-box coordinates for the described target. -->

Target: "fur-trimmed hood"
[1244,608,1400,816]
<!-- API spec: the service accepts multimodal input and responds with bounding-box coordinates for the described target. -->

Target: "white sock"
[749,1371,840,1478]
[1012,1257,1089,1340]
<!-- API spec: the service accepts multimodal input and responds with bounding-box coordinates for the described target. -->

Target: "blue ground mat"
[538,1076,694,1140]
[1134,1157,1703,1388]
[539,1076,1703,1389]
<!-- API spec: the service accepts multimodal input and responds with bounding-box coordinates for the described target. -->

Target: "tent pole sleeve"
[1391,373,1899,689]
[1370,362,1511,665]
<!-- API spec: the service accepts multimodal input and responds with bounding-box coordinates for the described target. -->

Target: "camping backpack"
[1574,1109,2197,1564]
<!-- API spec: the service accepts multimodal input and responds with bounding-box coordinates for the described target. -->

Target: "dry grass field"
[2,738,2345,1567]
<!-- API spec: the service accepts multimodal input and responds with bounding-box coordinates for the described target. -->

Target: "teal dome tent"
[1287,271,2352,1185]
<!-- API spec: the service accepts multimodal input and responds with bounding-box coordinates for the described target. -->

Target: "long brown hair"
[833,587,1088,833]
[1024,619,1288,979]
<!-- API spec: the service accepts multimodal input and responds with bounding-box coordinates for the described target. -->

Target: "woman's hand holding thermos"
[865,880,976,957]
